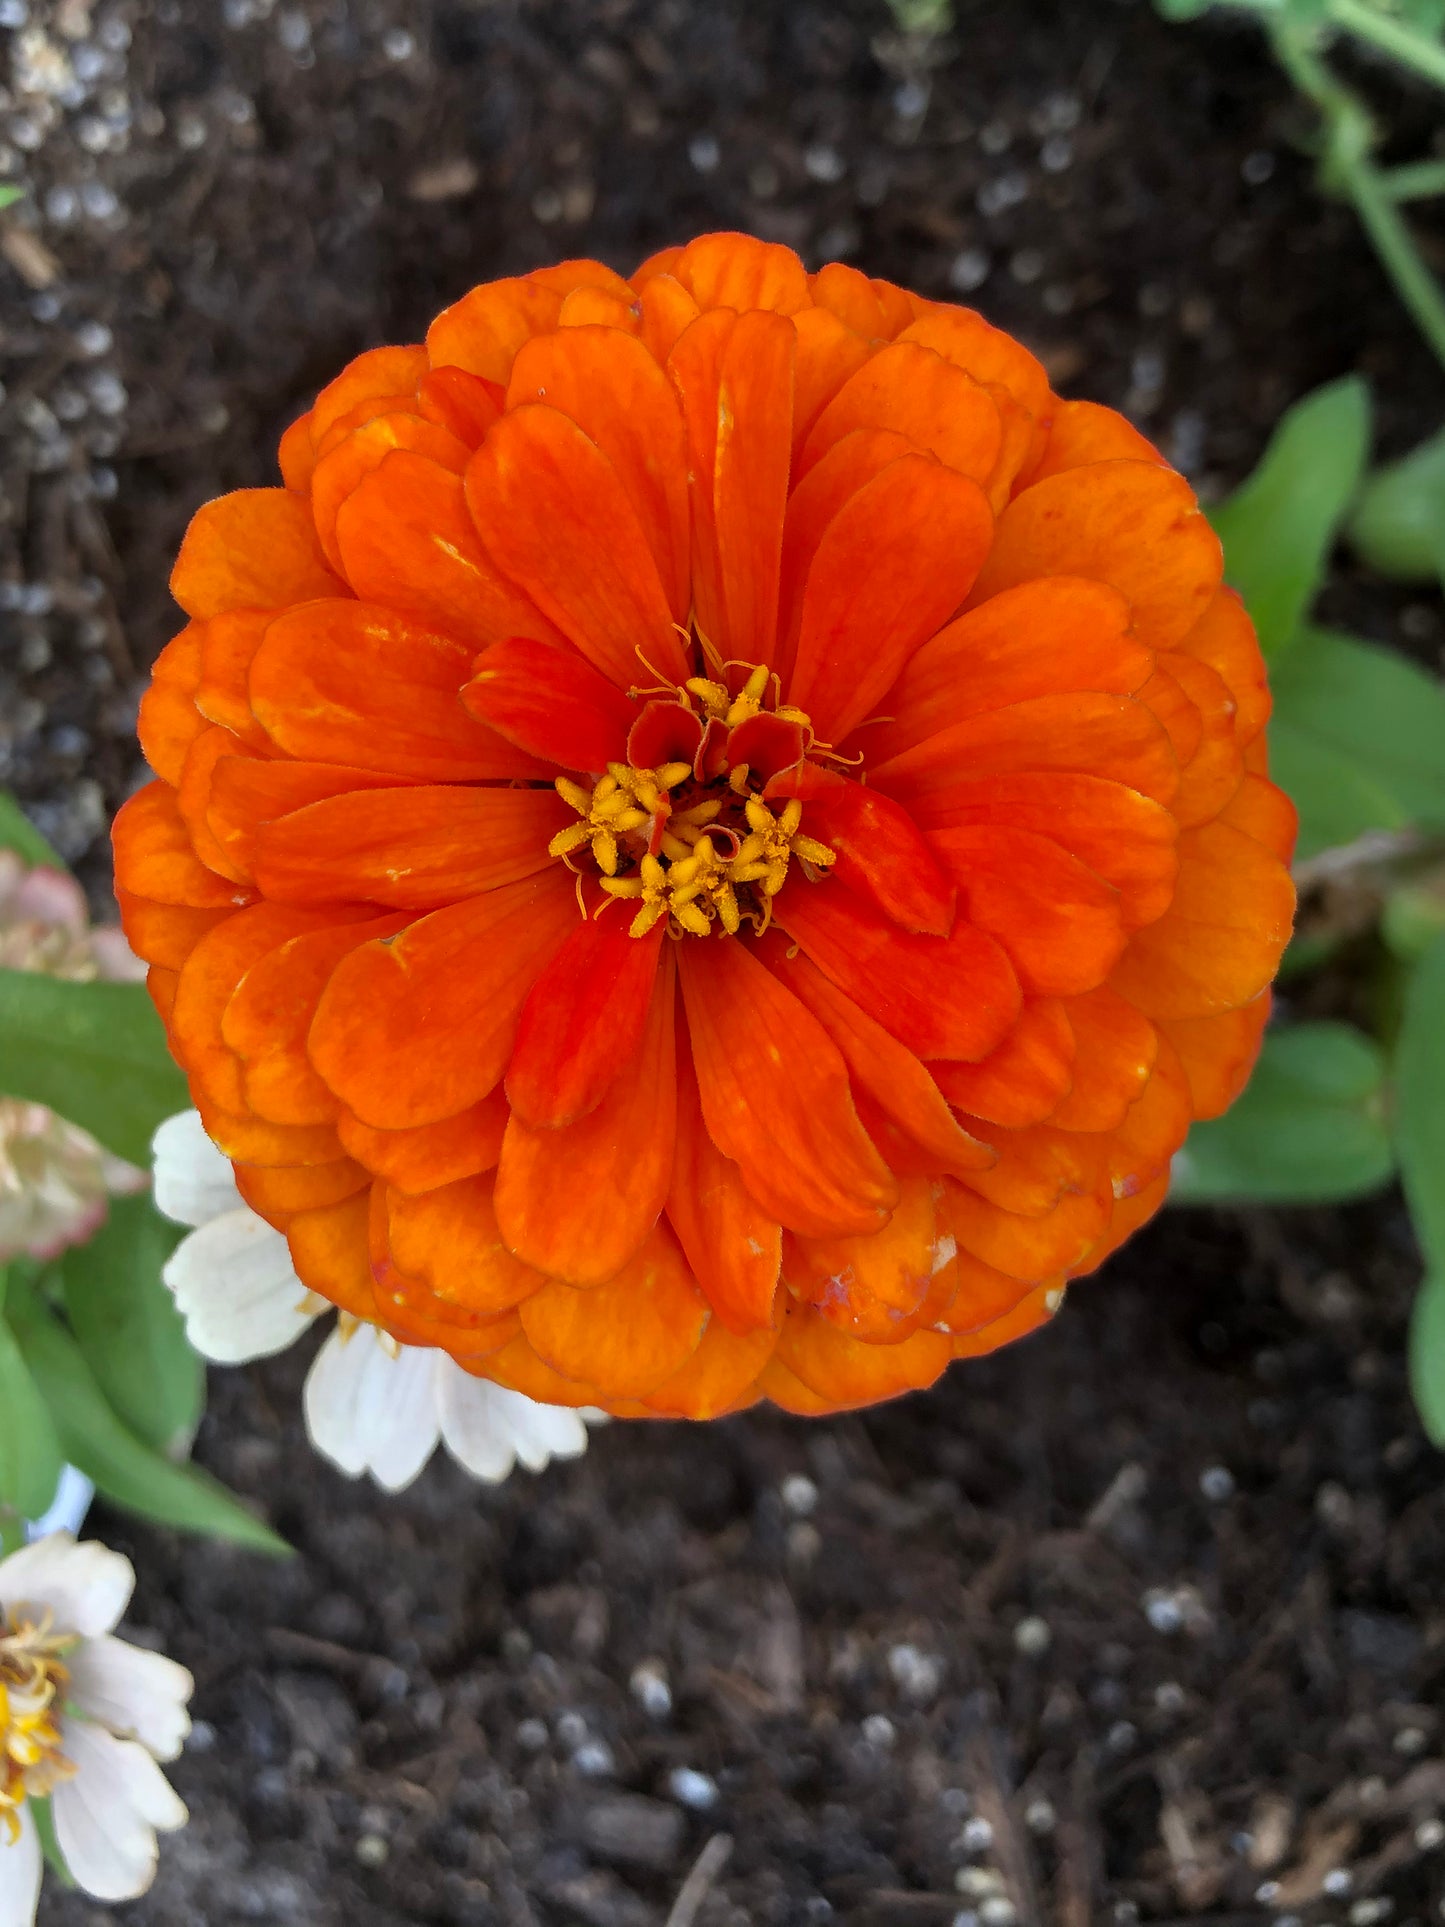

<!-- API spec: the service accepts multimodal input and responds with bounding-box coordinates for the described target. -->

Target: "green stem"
[1329,0,1445,92]
[1380,157,1445,201]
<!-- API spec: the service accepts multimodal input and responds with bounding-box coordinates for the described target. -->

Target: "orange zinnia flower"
[113,232,1296,1420]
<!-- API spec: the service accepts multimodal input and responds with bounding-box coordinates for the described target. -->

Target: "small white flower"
[0,1532,192,1921]
[153,1111,596,1490]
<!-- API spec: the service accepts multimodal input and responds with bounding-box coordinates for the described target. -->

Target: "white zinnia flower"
[0,1532,192,1922]
[153,1111,595,1491]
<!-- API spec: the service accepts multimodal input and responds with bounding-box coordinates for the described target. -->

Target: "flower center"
[548,661,837,939]
[0,1607,77,1842]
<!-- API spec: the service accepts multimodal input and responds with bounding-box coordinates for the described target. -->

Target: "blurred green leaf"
[61,1193,202,1460]
[28,1797,73,1886]
[1410,1273,1445,1446]
[1397,931,1445,1272]
[1383,867,1445,961]
[0,792,65,871]
[10,1296,289,1555]
[0,187,21,212]
[1350,423,1445,581]
[1268,625,1445,858]
[0,1314,64,1519]
[1171,1019,1396,1203]
[0,969,188,1165]
[1210,377,1371,656]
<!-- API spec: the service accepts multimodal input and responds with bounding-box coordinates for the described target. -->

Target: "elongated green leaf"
[29,1796,73,1885]
[1410,1273,1445,1446]
[61,1193,202,1459]
[1383,869,1445,963]
[1268,625,1445,859]
[0,792,65,870]
[1397,931,1445,1273]
[0,1316,64,1519]
[10,1297,289,1555]
[1350,423,1445,583]
[1210,377,1371,656]
[1171,1020,1395,1204]
[0,969,188,1165]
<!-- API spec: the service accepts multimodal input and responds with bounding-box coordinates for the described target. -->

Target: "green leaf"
[1267,625,1445,859]
[1410,1272,1445,1446]
[1383,867,1445,962]
[1396,931,1445,1273]
[0,791,65,870]
[28,1796,74,1886]
[1171,1020,1396,1204]
[1350,423,1445,582]
[0,969,188,1165]
[9,1296,289,1556]
[0,1316,63,1519]
[0,186,21,213]
[60,1193,202,1459]
[1209,376,1371,657]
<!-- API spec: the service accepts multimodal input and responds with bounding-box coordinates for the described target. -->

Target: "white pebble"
[668,1766,718,1810]
[1199,1465,1235,1502]
[781,1473,818,1516]
[861,1713,895,1750]
[629,1659,672,1719]
[572,1739,616,1778]
[959,1816,994,1854]
[1013,1615,1051,1657]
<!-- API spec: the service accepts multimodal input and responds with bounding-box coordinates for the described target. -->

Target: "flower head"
[0,1531,191,1917]
[114,233,1296,1420]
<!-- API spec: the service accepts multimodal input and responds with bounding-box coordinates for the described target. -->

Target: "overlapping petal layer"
[116,231,1295,1419]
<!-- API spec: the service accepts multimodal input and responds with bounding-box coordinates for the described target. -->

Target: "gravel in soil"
[5,0,1445,1921]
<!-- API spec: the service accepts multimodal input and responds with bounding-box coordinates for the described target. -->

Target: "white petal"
[0,1804,42,1927]
[66,1634,194,1763]
[162,1207,317,1364]
[52,1725,186,1904]
[303,1326,441,1492]
[150,1109,241,1228]
[436,1362,589,1479]
[0,1533,133,1637]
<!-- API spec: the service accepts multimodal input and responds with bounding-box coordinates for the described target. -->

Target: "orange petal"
[798,341,1002,489]
[172,903,333,1114]
[177,726,262,884]
[678,934,898,1239]
[961,1122,1109,1218]
[308,344,428,448]
[1160,992,1270,1120]
[791,307,874,458]
[285,1190,375,1319]
[311,392,425,464]
[558,286,641,331]
[336,1090,511,1192]
[898,307,1052,428]
[311,412,470,574]
[204,755,402,877]
[309,870,580,1128]
[475,1331,608,1407]
[461,635,637,772]
[137,625,206,786]
[112,781,253,911]
[1216,771,1298,865]
[506,914,665,1127]
[672,231,810,313]
[668,308,795,668]
[1164,652,1245,829]
[932,1241,1039,1337]
[636,273,701,364]
[252,785,568,910]
[464,405,688,688]
[776,427,915,673]
[194,610,273,749]
[639,1318,776,1419]
[115,889,230,972]
[786,1173,941,1342]
[945,1177,1108,1282]
[1048,986,1158,1133]
[251,600,546,782]
[769,1302,951,1412]
[417,365,503,445]
[1017,396,1162,487]
[526,258,638,301]
[666,1040,782,1334]
[1175,587,1270,746]
[950,1284,1058,1358]
[506,326,691,623]
[764,763,956,936]
[931,997,1076,1129]
[494,948,676,1284]
[234,1157,368,1226]
[809,262,890,337]
[170,488,344,619]
[387,1174,545,1317]
[278,412,317,492]
[335,450,562,652]
[970,460,1221,654]
[1107,1030,1193,1198]
[518,1222,709,1398]
[425,275,564,383]
[775,881,1020,1064]
[192,1088,344,1167]
[1074,1175,1170,1277]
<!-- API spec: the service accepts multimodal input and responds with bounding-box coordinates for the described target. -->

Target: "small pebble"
[1024,1798,1056,1835]
[1394,1726,1427,1756]
[573,1739,616,1777]
[949,248,990,294]
[980,1900,1017,1927]
[382,26,414,60]
[781,1473,818,1516]
[629,1659,673,1719]
[1416,1818,1444,1850]
[667,1766,718,1811]
[1255,1885,1280,1907]
[517,1717,548,1751]
[888,1642,943,1701]
[688,134,719,174]
[955,1868,1003,1898]
[355,1834,388,1868]
[861,1713,895,1750]
[1106,1720,1136,1754]
[1200,1465,1235,1502]
[1323,1871,1354,1899]
[959,1816,994,1855]
[1143,1589,1183,1634]
[1013,1615,1051,1657]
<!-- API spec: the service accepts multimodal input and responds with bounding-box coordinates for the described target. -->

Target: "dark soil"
[6,0,1445,1920]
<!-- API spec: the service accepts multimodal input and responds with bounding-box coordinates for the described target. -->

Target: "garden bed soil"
[4,1,1444,1921]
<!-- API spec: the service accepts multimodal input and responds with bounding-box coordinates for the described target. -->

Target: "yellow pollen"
[1,1606,78,1841]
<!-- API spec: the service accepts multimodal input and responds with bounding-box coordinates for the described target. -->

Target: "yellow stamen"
[1,1604,79,1838]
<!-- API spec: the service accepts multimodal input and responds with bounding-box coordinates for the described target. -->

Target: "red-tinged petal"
[177,726,261,884]
[1160,993,1270,1120]
[311,412,470,574]
[222,913,406,1125]
[776,428,914,673]
[1017,396,1162,488]
[172,903,333,1113]
[286,1191,375,1319]
[147,965,178,1027]
[309,871,580,1128]
[278,412,317,491]
[194,610,272,749]
[725,712,806,786]
[636,273,700,364]
[464,405,688,689]
[786,1174,941,1343]
[253,785,568,911]
[757,933,995,1177]
[137,625,206,785]
[774,881,1020,1064]
[171,488,344,619]
[628,698,705,773]
[251,600,547,782]
[810,261,890,337]
[1048,986,1158,1133]
[790,307,873,460]
[494,949,677,1284]
[768,1303,951,1412]
[903,771,1179,932]
[426,276,564,383]
[928,825,1128,998]
[192,1088,344,1167]
[507,914,665,1126]
[931,998,1076,1130]
[115,890,230,971]
[1176,587,1271,745]
[1216,771,1298,864]
[462,635,638,771]
[872,692,1179,811]
[1108,1031,1194,1198]
[1164,651,1245,828]
[639,1319,775,1419]
[417,365,503,444]
[669,308,795,668]
[667,1039,782,1334]
[312,392,430,464]
[234,1157,368,1226]
[672,231,810,312]
[1108,818,1295,1020]
[765,763,955,935]
[969,460,1221,653]
[797,341,1003,489]
[862,576,1149,767]
[387,1175,545,1318]
[336,1090,511,1193]
[787,459,992,743]
[205,756,405,877]
[961,1122,1109,1218]
[678,934,898,1239]
[112,781,253,911]
[519,1221,709,1398]
[506,325,691,623]
[946,1176,1109,1282]
[335,451,562,653]
[308,344,428,448]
